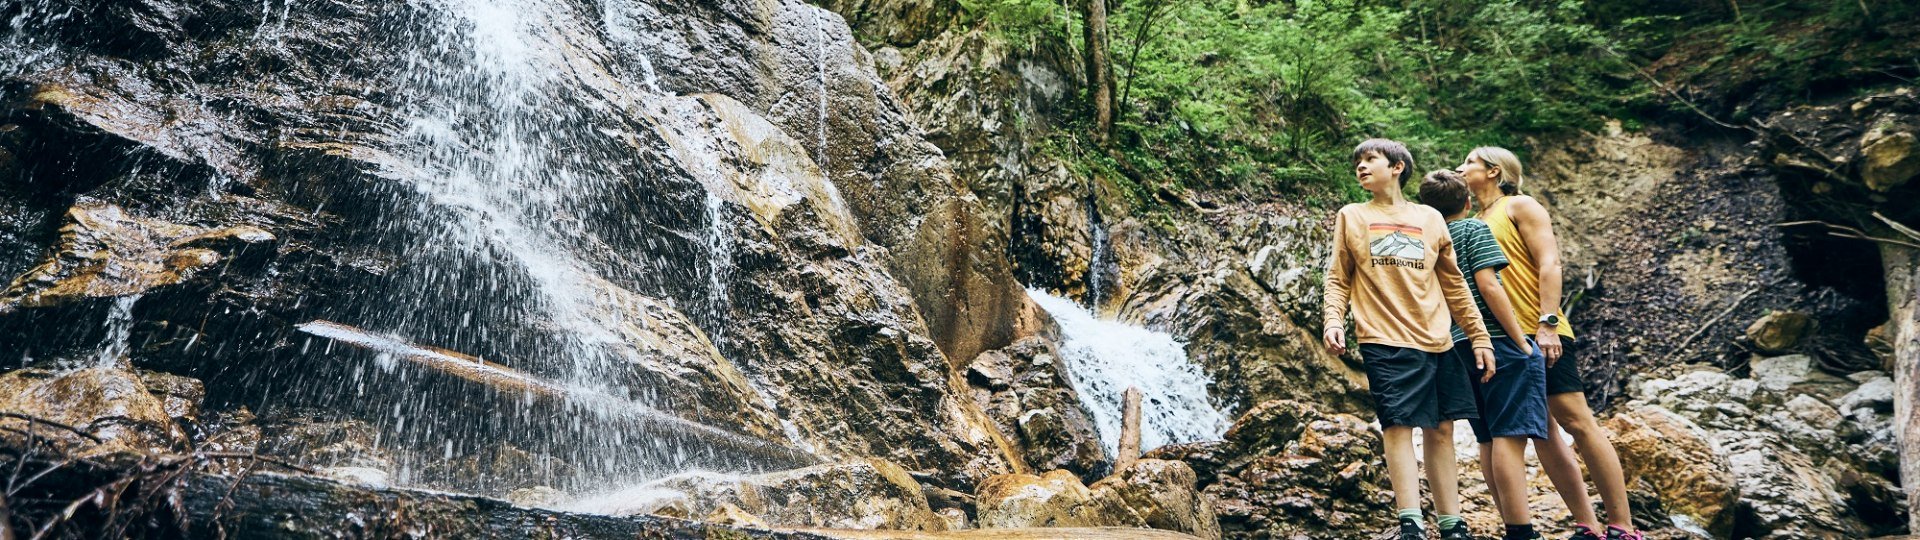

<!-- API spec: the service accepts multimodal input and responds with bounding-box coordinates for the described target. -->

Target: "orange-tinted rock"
[0,202,272,311]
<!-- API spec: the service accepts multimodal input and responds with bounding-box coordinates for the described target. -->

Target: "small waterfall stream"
[1025,289,1228,454]
[92,294,141,369]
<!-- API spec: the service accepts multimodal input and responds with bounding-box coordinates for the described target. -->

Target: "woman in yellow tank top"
[1457,147,1641,540]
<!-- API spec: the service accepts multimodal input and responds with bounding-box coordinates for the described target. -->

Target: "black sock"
[1504,524,1536,539]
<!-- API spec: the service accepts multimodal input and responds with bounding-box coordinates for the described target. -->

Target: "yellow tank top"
[1483,196,1575,339]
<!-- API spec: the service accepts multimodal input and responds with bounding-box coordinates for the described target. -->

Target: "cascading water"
[92,294,141,369]
[1086,202,1111,311]
[1024,289,1228,454]
[327,0,807,490]
[4,0,823,504]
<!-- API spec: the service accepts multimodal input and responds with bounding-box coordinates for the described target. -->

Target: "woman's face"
[1455,154,1497,192]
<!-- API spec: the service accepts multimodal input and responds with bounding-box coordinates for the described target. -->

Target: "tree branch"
[0,414,101,444]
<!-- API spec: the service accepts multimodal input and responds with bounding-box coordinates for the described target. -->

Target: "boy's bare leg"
[1489,437,1533,525]
[1423,422,1461,516]
[1384,425,1424,511]
[1480,444,1500,506]
[1550,392,1633,528]
[1537,414,1600,526]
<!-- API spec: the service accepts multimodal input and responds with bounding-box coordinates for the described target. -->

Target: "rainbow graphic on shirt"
[1368,223,1426,268]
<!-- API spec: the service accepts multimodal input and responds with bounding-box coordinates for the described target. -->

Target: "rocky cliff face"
[0,0,1077,496]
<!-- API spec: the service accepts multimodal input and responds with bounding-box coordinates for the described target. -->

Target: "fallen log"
[1116,387,1143,470]
[295,320,821,469]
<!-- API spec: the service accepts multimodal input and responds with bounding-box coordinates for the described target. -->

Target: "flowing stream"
[1025,289,1229,454]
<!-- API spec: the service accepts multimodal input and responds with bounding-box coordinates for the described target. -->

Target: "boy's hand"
[1474,347,1495,383]
[1536,327,1563,366]
[1514,336,1533,356]
[1323,327,1346,356]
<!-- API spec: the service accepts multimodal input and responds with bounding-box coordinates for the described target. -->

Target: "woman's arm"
[1474,268,1533,355]
[1511,196,1565,362]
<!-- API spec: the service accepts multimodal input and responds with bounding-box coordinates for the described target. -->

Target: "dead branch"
[0,414,102,444]
[1660,287,1761,367]
[194,452,316,475]
[1777,220,1920,250]
[1875,212,1920,243]
[1600,45,1749,132]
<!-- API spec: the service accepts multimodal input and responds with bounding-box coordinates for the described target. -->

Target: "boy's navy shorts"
[1456,337,1549,443]
[1361,344,1477,429]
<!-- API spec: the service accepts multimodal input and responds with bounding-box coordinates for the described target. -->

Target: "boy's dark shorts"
[1457,337,1549,443]
[1435,343,1480,422]
[1361,344,1475,429]
[1544,336,1585,395]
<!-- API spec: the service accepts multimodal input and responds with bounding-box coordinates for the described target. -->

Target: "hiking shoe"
[1439,521,1475,540]
[1504,529,1543,540]
[1399,516,1426,540]
[1567,524,1603,540]
[1604,525,1643,540]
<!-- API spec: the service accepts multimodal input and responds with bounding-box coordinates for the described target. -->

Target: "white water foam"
[1024,289,1228,455]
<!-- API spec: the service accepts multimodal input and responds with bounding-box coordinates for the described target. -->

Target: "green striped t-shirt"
[1448,218,1509,343]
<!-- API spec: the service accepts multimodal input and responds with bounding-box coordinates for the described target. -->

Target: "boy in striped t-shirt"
[1420,170,1549,540]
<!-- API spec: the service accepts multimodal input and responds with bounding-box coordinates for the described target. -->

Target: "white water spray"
[1025,289,1228,454]
[93,294,142,368]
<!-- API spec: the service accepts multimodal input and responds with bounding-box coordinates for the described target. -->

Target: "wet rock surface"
[565,458,943,531]
[1148,400,1390,539]
[0,0,1024,497]
[0,367,189,455]
[974,469,1141,529]
[963,336,1108,478]
[1089,459,1221,540]
[0,445,829,540]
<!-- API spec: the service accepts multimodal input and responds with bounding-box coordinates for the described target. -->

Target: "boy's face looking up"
[1354,151,1402,193]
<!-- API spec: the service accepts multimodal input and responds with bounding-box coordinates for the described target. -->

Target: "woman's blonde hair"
[1470,146,1526,195]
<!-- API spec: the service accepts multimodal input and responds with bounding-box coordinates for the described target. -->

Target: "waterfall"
[703,193,733,345]
[3,0,823,498]
[1025,289,1228,455]
[1086,202,1111,311]
[92,294,141,369]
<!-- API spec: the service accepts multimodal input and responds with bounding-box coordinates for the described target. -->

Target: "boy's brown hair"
[1419,170,1470,217]
[1351,138,1415,188]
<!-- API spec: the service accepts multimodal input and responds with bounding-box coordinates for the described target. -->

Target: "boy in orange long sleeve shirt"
[1322,139,1494,540]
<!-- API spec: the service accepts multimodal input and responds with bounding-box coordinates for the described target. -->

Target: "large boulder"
[964,336,1108,477]
[0,202,273,312]
[1604,405,1738,537]
[1090,459,1222,540]
[1148,400,1390,539]
[563,459,943,531]
[1744,310,1813,354]
[0,368,189,455]
[1617,364,1905,537]
[974,469,1141,529]
[1861,131,1919,191]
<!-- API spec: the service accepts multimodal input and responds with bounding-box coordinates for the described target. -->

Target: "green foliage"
[957,0,1075,42]
[970,0,1645,209]
[968,0,1913,213]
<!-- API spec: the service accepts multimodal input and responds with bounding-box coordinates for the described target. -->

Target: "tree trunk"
[1083,0,1113,142]
[1883,244,1920,534]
